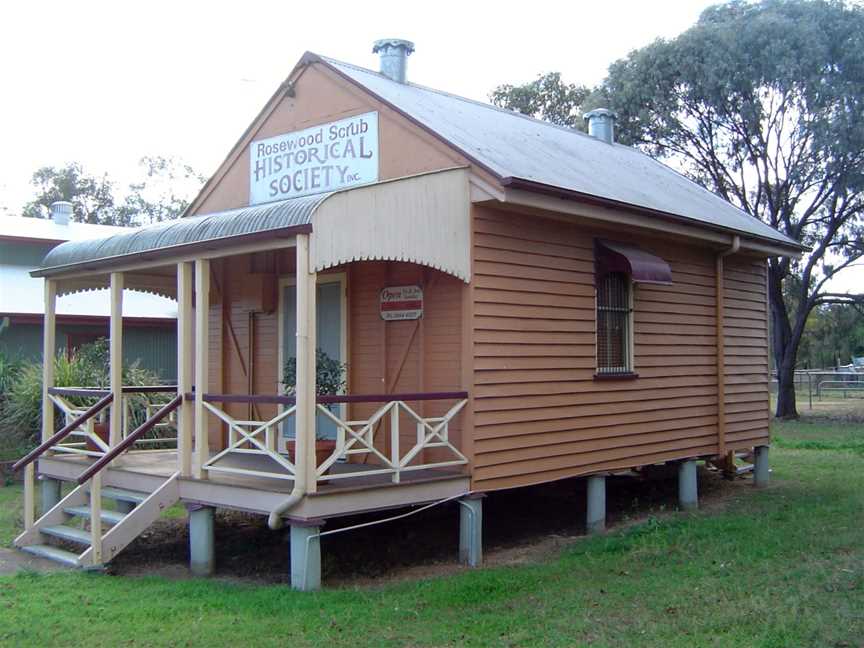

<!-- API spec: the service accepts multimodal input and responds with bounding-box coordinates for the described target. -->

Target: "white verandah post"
[194,258,210,480]
[28,278,58,529]
[41,279,57,444]
[109,272,124,448]
[296,234,317,494]
[177,261,194,477]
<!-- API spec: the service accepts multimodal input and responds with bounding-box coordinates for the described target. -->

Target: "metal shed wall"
[0,321,177,382]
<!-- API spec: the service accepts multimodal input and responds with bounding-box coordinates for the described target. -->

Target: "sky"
[0,0,859,292]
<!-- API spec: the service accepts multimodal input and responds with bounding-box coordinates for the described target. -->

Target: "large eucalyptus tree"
[493,0,864,417]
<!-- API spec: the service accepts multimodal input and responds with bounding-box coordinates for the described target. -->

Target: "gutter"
[715,235,741,461]
[499,177,804,257]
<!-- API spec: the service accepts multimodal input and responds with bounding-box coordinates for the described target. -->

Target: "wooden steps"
[41,524,92,545]
[98,487,147,505]
[20,544,81,567]
[63,506,126,525]
[15,474,180,568]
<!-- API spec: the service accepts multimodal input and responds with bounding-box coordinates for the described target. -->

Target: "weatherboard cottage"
[14,40,801,589]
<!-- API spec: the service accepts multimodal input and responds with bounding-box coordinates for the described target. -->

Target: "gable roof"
[311,54,800,251]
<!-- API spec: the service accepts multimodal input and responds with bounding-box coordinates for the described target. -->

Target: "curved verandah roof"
[34,193,328,277]
[32,168,472,297]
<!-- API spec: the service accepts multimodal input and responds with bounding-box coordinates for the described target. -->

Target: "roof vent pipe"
[583,108,617,144]
[50,201,73,226]
[372,39,415,83]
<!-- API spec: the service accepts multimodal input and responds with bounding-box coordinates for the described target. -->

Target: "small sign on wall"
[249,111,379,205]
[380,285,423,321]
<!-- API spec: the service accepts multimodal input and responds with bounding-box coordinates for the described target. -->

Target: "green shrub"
[0,350,23,403]
[0,338,162,450]
[282,348,347,404]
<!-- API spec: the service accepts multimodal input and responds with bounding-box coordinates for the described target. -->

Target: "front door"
[279,276,345,451]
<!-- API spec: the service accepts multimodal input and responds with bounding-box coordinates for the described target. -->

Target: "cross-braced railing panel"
[195,391,468,487]
[48,394,110,458]
[122,396,178,450]
[201,401,297,480]
[316,397,469,483]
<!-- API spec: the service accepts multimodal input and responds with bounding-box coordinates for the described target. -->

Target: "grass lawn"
[0,422,862,647]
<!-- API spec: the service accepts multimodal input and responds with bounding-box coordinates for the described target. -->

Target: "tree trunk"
[774,355,799,419]
[768,263,799,419]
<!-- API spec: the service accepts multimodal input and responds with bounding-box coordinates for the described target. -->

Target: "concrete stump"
[290,522,322,591]
[753,445,770,488]
[586,475,606,534]
[459,495,484,568]
[678,460,698,511]
[40,477,61,515]
[188,505,215,577]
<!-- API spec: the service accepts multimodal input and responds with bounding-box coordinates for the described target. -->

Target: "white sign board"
[380,285,423,321]
[249,111,379,205]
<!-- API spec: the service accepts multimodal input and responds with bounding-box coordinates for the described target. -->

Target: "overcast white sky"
[1,0,859,291]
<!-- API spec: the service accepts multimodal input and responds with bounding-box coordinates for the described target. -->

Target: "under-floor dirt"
[105,465,752,587]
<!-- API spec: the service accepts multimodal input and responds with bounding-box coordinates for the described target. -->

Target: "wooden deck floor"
[38,451,471,520]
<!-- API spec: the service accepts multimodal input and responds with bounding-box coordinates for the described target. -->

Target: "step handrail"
[76,394,183,485]
[13,393,114,472]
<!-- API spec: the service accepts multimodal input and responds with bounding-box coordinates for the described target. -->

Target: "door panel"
[280,279,344,445]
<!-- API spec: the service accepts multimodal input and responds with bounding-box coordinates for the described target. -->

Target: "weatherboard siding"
[469,206,769,492]
[723,257,771,450]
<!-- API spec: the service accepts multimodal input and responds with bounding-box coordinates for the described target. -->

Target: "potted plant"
[282,348,347,468]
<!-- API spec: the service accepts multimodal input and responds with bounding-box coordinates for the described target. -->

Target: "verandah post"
[41,279,56,444]
[36,279,60,523]
[295,234,317,494]
[109,272,124,448]
[194,258,210,480]
[177,261,194,477]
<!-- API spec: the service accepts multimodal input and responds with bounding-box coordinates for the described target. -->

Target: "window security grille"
[596,272,632,374]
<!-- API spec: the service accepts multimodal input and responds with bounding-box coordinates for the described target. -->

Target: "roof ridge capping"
[312,53,608,143]
[309,52,802,253]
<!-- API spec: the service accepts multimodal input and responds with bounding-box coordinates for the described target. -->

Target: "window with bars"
[596,272,633,375]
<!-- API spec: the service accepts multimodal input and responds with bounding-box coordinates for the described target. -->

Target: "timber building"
[13,40,800,589]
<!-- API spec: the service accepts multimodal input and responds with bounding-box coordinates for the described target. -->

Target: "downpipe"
[268,487,304,530]
[268,436,307,529]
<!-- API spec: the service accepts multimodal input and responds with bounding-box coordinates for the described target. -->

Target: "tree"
[798,303,864,369]
[491,0,864,418]
[23,163,118,225]
[117,156,207,225]
[491,72,591,130]
[23,157,204,227]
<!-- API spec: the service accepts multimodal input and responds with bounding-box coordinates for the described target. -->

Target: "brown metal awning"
[595,239,672,285]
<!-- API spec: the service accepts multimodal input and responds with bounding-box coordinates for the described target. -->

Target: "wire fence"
[770,369,864,410]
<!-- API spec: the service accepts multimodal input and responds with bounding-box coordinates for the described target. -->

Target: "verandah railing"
[198,391,469,485]
[46,386,179,457]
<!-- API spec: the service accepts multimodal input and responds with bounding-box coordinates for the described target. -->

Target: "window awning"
[595,239,672,285]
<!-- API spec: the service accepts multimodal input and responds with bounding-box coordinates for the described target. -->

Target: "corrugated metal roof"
[36,193,331,275]
[320,56,799,249]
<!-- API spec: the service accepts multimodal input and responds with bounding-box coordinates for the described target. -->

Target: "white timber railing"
[198,391,469,486]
